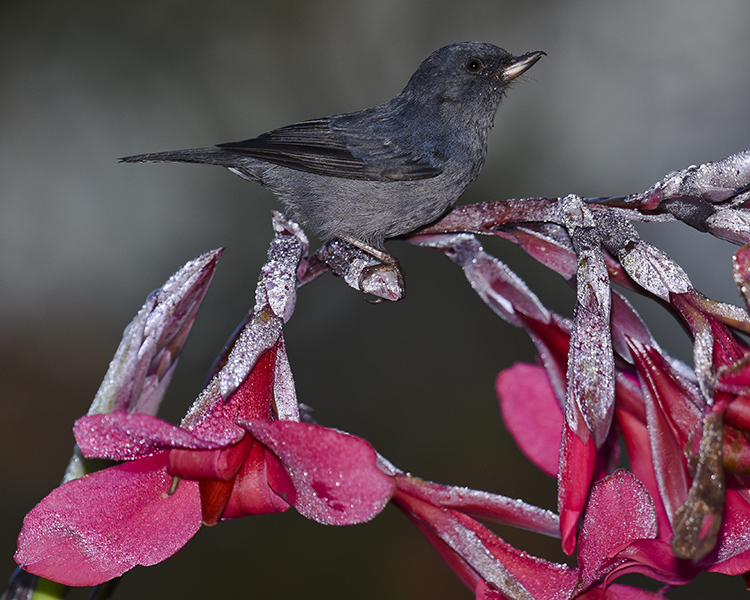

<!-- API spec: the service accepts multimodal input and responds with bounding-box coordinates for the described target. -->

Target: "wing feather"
[216,117,440,181]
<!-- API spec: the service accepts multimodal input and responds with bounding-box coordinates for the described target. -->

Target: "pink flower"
[624,336,750,574]
[16,343,392,586]
[389,465,669,600]
[15,222,394,586]
[497,328,750,589]
[389,471,574,600]
[416,228,750,593]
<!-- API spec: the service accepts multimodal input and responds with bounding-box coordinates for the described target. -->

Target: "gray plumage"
[121,42,544,251]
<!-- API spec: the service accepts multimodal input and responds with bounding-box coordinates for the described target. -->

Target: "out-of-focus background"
[2,1,748,598]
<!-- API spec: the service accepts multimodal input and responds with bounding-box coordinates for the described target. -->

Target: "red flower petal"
[168,435,254,481]
[74,410,243,461]
[577,582,669,599]
[579,470,658,587]
[567,240,615,448]
[85,248,222,417]
[180,342,280,436]
[627,340,699,519]
[15,453,200,586]
[394,474,560,538]
[705,488,750,573]
[198,478,237,525]
[603,538,697,586]
[725,395,750,431]
[497,363,563,477]
[452,511,579,600]
[558,417,597,555]
[614,393,673,539]
[220,441,292,519]
[244,420,394,525]
[394,488,577,600]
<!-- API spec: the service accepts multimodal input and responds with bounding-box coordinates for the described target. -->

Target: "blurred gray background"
[2,1,749,598]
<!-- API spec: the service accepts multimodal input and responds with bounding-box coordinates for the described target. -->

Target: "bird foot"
[358,261,405,302]
[338,237,405,301]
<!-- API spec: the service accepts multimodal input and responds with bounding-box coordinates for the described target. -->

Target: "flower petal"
[497,363,563,477]
[724,395,750,431]
[567,234,614,448]
[244,420,394,525]
[181,339,280,434]
[453,510,578,600]
[394,488,577,600]
[15,453,200,586]
[394,474,560,537]
[614,379,673,538]
[415,232,550,326]
[168,434,254,481]
[221,442,292,519]
[704,487,750,572]
[579,470,658,587]
[74,410,243,461]
[558,415,597,555]
[576,582,669,599]
[603,538,697,586]
[627,339,699,520]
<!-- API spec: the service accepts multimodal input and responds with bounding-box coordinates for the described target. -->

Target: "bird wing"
[216,116,441,182]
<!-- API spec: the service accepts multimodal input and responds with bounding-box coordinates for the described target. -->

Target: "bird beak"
[502,51,546,82]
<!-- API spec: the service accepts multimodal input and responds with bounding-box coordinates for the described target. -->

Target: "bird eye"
[465,58,483,73]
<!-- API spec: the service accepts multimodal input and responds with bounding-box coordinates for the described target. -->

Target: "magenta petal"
[558,419,597,555]
[577,582,669,599]
[168,435,253,481]
[497,363,563,477]
[416,233,550,326]
[705,488,750,572]
[394,487,577,600]
[15,453,201,586]
[394,474,560,538]
[628,340,699,518]
[609,291,660,363]
[500,223,579,281]
[603,538,697,586]
[74,410,243,460]
[725,395,750,431]
[180,342,279,435]
[579,470,658,587]
[397,494,484,592]
[221,442,292,518]
[451,511,579,600]
[614,398,673,539]
[244,420,394,525]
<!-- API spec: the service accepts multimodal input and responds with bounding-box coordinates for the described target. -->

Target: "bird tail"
[119,147,237,167]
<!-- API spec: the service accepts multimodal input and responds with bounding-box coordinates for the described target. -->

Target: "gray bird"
[121,42,544,287]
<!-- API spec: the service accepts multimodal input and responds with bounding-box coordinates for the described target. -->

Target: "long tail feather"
[119,148,236,167]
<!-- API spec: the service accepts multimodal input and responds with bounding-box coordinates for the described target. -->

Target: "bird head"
[401,42,545,128]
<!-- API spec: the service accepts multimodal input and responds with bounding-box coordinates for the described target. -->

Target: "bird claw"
[310,238,405,301]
